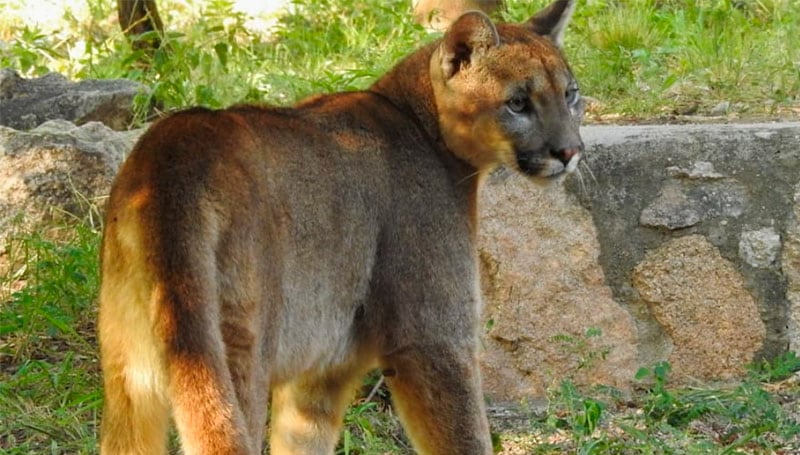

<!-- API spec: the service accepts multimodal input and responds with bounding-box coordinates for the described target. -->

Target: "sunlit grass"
[1,0,796,122]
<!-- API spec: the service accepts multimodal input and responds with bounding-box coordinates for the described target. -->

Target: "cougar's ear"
[439,11,500,80]
[526,0,576,47]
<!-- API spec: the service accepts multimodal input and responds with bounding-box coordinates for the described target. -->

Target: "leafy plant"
[631,359,800,452]
[750,350,800,382]
[0,222,101,453]
[337,373,409,454]
[540,379,610,453]
[550,327,610,378]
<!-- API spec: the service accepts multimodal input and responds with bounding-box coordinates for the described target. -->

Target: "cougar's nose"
[551,144,583,167]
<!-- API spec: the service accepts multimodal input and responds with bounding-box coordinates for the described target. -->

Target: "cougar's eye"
[506,95,529,114]
[565,84,580,107]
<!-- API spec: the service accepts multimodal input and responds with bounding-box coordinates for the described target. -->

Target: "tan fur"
[413,0,503,31]
[98,2,582,454]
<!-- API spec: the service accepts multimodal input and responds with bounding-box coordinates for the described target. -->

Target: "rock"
[0,120,143,245]
[739,227,781,269]
[710,101,730,116]
[0,68,147,131]
[576,123,800,368]
[0,98,798,399]
[478,172,638,401]
[639,179,747,231]
[783,183,800,352]
[666,161,725,180]
[632,235,765,381]
[640,183,702,229]
[0,68,23,99]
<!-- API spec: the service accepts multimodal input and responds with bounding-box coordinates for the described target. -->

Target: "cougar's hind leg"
[383,344,492,455]
[269,364,366,455]
[98,297,170,455]
[99,270,254,455]
[98,223,171,455]
[219,314,269,451]
[217,249,272,451]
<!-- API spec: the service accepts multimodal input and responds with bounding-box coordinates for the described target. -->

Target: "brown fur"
[98,2,582,454]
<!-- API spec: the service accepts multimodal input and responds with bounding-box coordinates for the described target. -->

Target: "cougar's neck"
[370,43,484,237]
[370,42,441,145]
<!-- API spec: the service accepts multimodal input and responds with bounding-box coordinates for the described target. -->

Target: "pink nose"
[553,147,580,166]
[562,147,579,161]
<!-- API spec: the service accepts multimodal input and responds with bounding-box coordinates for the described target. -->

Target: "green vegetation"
[560,0,800,120]
[516,356,800,454]
[1,0,797,123]
[1,0,799,453]
[0,0,431,123]
[1,223,101,453]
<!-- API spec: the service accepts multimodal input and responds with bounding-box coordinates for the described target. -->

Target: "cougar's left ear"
[439,11,500,80]
[526,0,577,47]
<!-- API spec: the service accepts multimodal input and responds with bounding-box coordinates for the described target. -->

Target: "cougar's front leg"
[383,344,492,455]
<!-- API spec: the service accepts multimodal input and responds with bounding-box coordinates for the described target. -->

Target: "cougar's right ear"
[438,11,500,80]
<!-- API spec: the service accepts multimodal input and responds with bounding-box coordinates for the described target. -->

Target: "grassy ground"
[1,0,800,453]
[1,0,797,122]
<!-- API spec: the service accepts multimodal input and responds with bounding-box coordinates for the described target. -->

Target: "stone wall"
[0,120,140,248]
[478,122,800,402]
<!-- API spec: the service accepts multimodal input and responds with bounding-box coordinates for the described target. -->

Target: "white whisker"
[575,166,586,195]
[457,169,482,186]
[580,160,598,185]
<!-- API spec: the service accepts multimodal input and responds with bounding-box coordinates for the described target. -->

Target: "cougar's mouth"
[516,146,581,178]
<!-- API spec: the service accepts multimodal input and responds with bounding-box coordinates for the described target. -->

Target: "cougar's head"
[430,0,583,180]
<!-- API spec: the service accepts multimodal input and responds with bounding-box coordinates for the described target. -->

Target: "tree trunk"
[117,0,164,51]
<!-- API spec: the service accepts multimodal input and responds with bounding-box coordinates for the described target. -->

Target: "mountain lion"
[98,1,583,453]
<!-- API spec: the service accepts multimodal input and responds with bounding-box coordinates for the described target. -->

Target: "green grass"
[0,0,431,124]
[0,223,101,453]
[1,0,797,122]
[1,0,799,453]
[502,358,800,454]
[559,0,800,120]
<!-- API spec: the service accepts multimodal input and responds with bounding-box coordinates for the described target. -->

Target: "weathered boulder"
[0,68,147,131]
[0,120,142,245]
[2,95,799,401]
[632,235,765,380]
[478,172,638,401]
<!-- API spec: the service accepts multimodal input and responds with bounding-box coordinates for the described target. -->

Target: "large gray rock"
[0,68,147,131]
[0,120,142,246]
[784,182,800,352]
[2,110,799,399]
